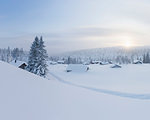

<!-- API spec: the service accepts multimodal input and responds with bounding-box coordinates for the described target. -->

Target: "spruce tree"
[146,53,150,63]
[27,36,48,77]
[37,36,48,77]
[143,54,146,63]
[27,36,40,74]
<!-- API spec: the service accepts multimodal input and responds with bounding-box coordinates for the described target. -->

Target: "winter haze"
[1,0,150,54]
[1,0,150,120]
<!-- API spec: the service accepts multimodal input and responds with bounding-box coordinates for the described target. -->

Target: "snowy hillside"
[1,61,150,120]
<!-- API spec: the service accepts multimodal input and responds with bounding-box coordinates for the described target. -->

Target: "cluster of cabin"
[9,59,143,73]
[49,59,142,65]
[65,60,142,73]
[47,59,144,73]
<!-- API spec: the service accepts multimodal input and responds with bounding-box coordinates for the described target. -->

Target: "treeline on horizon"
[0,47,28,62]
[50,50,150,64]
[1,47,150,64]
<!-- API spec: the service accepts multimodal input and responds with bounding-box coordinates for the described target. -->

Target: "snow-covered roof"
[91,61,101,64]
[10,60,27,67]
[100,62,109,65]
[83,62,90,65]
[133,60,142,64]
[49,61,57,65]
[92,60,101,62]
[66,64,89,72]
[57,60,65,63]
[111,64,122,68]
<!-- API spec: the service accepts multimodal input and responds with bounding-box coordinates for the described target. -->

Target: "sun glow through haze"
[120,36,134,48]
[124,41,132,48]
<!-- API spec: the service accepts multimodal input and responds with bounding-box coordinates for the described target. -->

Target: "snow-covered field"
[49,64,150,94]
[1,61,150,120]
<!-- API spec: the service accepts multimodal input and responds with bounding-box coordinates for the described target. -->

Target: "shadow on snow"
[49,72,150,100]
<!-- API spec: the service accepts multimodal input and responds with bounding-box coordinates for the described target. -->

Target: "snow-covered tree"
[37,36,48,77]
[6,47,12,63]
[12,48,19,61]
[27,36,48,77]
[143,53,150,63]
[27,36,40,74]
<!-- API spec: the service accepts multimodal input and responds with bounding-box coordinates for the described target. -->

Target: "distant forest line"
[1,46,150,64]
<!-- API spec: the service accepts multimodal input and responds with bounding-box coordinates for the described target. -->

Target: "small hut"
[19,63,27,69]
[100,62,109,65]
[57,60,65,64]
[49,61,57,65]
[133,60,142,64]
[91,61,101,64]
[66,64,89,72]
[111,64,122,68]
[10,60,28,69]
[83,62,90,65]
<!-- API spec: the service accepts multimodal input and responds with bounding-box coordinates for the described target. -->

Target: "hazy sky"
[1,0,150,54]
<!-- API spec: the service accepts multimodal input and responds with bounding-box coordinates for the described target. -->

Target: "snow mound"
[66,64,89,72]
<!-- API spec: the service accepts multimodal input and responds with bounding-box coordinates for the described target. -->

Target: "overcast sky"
[1,0,150,55]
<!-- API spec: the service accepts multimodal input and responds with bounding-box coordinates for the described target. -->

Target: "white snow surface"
[66,64,88,72]
[1,61,150,120]
[49,64,150,94]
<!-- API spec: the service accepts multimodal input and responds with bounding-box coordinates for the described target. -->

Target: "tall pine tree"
[37,36,48,77]
[27,36,48,77]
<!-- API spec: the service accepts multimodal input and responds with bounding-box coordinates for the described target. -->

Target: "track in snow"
[49,72,150,100]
